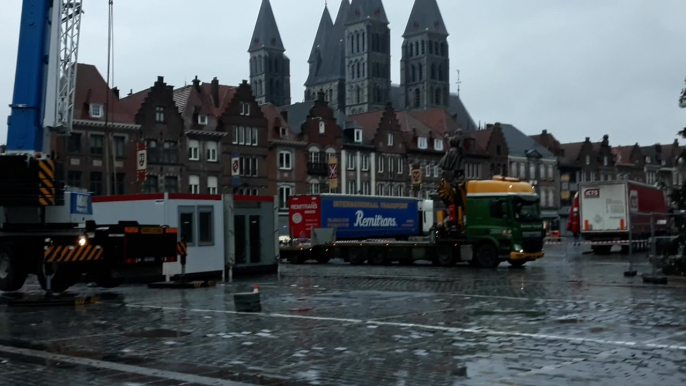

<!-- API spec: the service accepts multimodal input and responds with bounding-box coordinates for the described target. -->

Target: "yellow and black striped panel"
[44,245,104,263]
[38,160,56,206]
[177,241,188,256]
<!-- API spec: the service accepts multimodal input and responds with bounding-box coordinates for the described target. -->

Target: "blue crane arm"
[6,0,54,154]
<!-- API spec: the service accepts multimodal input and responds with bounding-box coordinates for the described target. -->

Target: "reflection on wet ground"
[0,246,685,385]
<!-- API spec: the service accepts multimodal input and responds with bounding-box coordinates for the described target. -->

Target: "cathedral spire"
[249,0,285,53]
[403,0,448,38]
[309,6,334,63]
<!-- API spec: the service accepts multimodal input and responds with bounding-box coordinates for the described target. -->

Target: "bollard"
[234,288,262,313]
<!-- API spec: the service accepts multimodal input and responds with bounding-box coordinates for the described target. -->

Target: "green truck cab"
[464,178,545,267]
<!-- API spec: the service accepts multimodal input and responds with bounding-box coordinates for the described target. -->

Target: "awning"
[542,211,560,219]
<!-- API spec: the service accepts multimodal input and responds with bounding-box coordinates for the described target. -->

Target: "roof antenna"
[456,69,462,96]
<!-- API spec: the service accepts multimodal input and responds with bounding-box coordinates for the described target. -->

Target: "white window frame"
[206,141,218,162]
[603,156,608,166]
[309,150,320,164]
[279,151,292,170]
[540,164,546,180]
[319,121,326,134]
[198,115,208,125]
[239,126,245,145]
[398,158,404,175]
[548,187,554,207]
[362,181,371,195]
[252,128,258,146]
[418,137,428,149]
[511,163,517,178]
[519,163,526,178]
[387,133,394,146]
[434,139,444,151]
[207,176,218,195]
[586,155,591,165]
[540,188,546,207]
[376,183,385,196]
[233,127,238,144]
[354,129,363,143]
[245,126,252,145]
[377,155,384,173]
[241,102,251,116]
[529,163,536,179]
[188,139,200,161]
[278,185,292,210]
[189,175,200,194]
[362,155,370,171]
[347,180,357,195]
[434,165,440,178]
[309,182,321,195]
[547,165,554,180]
[425,165,432,178]
[89,103,103,118]
[347,153,356,170]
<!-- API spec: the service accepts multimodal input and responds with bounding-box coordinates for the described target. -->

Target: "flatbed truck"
[282,177,546,268]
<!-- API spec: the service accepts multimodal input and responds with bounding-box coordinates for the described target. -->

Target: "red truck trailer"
[577,181,669,254]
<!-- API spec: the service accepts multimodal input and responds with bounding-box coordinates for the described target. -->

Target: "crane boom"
[6,0,82,156]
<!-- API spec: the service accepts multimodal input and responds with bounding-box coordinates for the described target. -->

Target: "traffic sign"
[136,142,147,182]
[411,168,422,186]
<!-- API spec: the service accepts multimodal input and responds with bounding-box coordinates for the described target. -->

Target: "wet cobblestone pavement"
[1,246,686,385]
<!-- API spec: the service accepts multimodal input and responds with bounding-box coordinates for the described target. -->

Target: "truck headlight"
[514,244,523,252]
[502,229,512,237]
[78,236,87,246]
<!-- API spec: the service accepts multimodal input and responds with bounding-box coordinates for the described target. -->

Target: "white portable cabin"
[92,193,279,280]
[93,193,225,279]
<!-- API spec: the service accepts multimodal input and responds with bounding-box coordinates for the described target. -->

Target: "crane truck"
[0,0,178,293]
[282,177,546,268]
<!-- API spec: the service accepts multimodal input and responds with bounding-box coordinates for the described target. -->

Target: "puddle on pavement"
[122,329,191,338]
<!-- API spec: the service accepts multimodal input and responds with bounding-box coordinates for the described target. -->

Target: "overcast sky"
[1,0,685,147]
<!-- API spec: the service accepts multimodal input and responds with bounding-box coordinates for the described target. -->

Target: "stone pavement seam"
[0,344,255,386]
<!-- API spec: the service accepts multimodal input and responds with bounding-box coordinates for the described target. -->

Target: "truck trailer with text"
[574,181,669,254]
[282,178,546,268]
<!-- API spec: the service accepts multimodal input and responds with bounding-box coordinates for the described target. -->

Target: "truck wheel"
[292,253,306,264]
[437,245,458,267]
[0,248,28,292]
[348,249,366,265]
[592,245,612,255]
[368,249,387,266]
[476,244,500,269]
[37,265,81,293]
[315,252,332,264]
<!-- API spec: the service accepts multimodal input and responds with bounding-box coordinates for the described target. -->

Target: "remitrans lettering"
[353,210,397,227]
[291,203,318,210]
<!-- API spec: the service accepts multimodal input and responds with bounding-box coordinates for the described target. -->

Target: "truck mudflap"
[44,244,104,263]
[510,251,544,261]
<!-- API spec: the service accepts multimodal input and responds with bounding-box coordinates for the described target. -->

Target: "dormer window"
[387,133,394,146]
[645,156,651,164]
[585,155,591,165]
[319,121,325,134]
[280,127,288,138]
[434,139,444,151]
[354,129,363,143]
[90,104,103,118]
[418,137,428,149]
[198,115,208,125]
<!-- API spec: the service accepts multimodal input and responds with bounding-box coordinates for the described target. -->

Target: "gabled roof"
[277,101,350,135]
[499,124,554,158]
[347,0,389,25]
[73,63,135,124]
[172,79,236,121]
[476,124,553,159]
[262,103,300,142]
[403,0,448,37]
[388,86,477,132]
[410,109,459,137]
[309,6,334,63]
[249,0,285,52]
[612,145,640,165]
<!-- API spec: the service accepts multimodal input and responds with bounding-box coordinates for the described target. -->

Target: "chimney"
[157,76,164,85]
[585,137,590,142]
[542,129,547,135]
[112,87,120,99]
[192,76,201,92]
[211,77,219,108]
[128,89,133,96]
